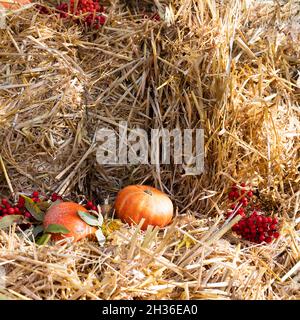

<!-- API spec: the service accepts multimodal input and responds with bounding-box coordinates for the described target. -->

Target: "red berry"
[228,191,235,200]
[270,224,277,230]
[18,196,25,204]
[241,182,246,188]
[32,191,39,198]
[267,217,272,223]
[237,208,245,216]
[8,208,15,215]
[91,205,97,211]
[98,15,106,25]
[241,197,248,207]
[1,199,8,205]
[265,237,272,243]
[273,232,280,239]
[247,191,253,197]
[86,201,93,208]
[3,209,7,215]
[249,220,256,228]
[51,193,58,201]
[233,191,239,199]
[232,225,238,232]
[24,212,31,218]
[256,216,263,224]
[272,218,278,225]
[14,207,20,214]
[261,216,267,223]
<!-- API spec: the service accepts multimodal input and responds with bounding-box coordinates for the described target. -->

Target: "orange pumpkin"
[114,185,173,230]
[43,202,97,242]
[0,0,31,10]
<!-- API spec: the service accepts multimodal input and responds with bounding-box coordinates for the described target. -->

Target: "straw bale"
[0,0,299,299]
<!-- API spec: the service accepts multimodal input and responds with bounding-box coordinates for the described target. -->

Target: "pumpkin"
[114,185,173,230]
[43,202,97,242]
[0,0,31,10]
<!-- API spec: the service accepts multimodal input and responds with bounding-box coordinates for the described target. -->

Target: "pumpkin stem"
[144,189,153,196]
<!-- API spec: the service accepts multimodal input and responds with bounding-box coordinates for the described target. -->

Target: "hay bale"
[0,0,299,300]
[0,1,299,210]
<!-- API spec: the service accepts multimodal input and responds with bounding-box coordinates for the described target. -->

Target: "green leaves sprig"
[20,195,44,221]
[77,210,106,246]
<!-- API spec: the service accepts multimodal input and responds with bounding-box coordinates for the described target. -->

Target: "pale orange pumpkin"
[0,0,31,10]
[43,202,97,242]
[114,185,173,230]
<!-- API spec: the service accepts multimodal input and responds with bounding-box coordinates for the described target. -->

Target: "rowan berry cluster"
[38,0,106,29]
[57,0,106,28]
[226,183,280,244]
[232,211,280,243]
[84,200,98,212]
[0,198,23,217]
[226,182,253,218]
[0,191,100,222]
[0,191,62,220]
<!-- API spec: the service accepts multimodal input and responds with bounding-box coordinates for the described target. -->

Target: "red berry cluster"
[0,191,63,221]
[0,191,39,220]
[226,183,254,218]
[0,191,100,225]
[232,211,280,244]
[84,200,98,212]
[226,183,280,244]
[0,198,22,218]
[55,0,106,28]
[50,192,63,202]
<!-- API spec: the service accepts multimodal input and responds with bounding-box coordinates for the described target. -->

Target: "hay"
[0,215,299,299]
[0,0,299,299]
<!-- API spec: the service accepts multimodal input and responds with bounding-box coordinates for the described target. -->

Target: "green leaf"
[78,211,101,227]
[44,224,70,234]
[36,233,51,246]
[95,229,106,247]
[0,215,24,230]
[20,195,44,222]
[36,201,51,211]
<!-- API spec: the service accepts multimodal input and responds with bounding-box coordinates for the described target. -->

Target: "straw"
[0,0,299,300]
